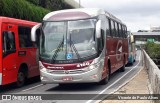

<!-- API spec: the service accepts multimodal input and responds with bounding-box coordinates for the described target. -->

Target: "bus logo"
[116,40,123,61]
[118,46,122,53]
[2,95,11,100]
[64,70,69,74]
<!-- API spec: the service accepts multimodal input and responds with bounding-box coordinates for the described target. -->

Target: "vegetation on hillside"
[25,0,65,10]
[26,0,39,6]
[0,0,70,22]
[0,0,50,22]
[145,42,160,58]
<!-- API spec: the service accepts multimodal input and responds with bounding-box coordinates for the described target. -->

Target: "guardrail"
[143,50,160,103]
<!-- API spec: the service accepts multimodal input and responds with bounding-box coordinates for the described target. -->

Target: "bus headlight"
[88,63,100,71]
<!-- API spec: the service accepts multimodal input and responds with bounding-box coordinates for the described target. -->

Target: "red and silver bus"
[0,17,39,87]
[31,8,128,85]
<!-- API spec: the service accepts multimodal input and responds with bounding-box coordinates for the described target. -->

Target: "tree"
[39,0,46,8]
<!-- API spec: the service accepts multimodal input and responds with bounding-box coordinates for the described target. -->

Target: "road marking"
[22,84,43,92]
[86,51,142,103]
[109,66,143,94]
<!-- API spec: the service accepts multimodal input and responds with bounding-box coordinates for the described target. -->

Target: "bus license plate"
[62,77,73,81]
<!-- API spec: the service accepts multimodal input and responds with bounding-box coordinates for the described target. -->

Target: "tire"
[133,59,136,62]
[119,64,125,72]
[16,70,26,87]
[134,55,136,62]
[99,63,111,85]
[99,73,109,85]
[130,58,134,65]
[120,56,126,72]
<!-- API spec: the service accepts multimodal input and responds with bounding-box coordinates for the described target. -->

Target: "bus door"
[2,23,18,85]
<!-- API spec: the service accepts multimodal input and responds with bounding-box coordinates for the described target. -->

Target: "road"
[0,50,143,103]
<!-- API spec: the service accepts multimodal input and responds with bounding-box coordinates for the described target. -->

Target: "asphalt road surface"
[0,50,143,103]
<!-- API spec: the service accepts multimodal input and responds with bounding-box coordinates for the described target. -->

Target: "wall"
[143,50,160,103]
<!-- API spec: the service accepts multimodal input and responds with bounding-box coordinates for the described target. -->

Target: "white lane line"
[22,84,43,92]
[95,66,144,103]
[86,51,142,103]
[109,66,143,94]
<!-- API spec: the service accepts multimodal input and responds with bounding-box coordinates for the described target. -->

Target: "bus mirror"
[96,20,101,38]
[31,23,41,42]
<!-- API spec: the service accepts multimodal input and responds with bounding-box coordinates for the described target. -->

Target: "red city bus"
[0,17,39,87]
[31,8,128,85]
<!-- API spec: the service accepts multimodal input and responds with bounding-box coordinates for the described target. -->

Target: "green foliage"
[26,0,65,11]
[46,0,64,10]
[26,0,39,6]
[145,42,160,58]
[0,0,50,22]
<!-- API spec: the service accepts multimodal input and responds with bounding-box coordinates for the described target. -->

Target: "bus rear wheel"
[16,70,26,87]
[120,56,126,72]
[119,64,125,72]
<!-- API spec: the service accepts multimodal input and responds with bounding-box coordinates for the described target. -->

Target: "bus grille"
[47,69,85,74]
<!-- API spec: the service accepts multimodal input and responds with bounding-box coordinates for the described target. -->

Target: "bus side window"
[3,31,16,56]
[114,22,118,37]
[99,25,104,52]
[125,26,127,38]
[106,18,110,36]
[122,26,125,38]
[123,26,127,38]
[110,20,115,37]
[108,19,112,37]
[116,23,121,38]
[36,28,41,47]
[118,24,122,38]
[18,26,33,48]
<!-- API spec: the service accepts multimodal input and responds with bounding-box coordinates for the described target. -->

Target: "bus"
[31,8,128,85]
[128,32,136,65]
[0,17,39,87]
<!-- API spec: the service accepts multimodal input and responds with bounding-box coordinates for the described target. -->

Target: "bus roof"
[0,16,37,26]
[43,8,124,25]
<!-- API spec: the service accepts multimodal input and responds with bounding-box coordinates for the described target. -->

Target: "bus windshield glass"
[40,19,97,62]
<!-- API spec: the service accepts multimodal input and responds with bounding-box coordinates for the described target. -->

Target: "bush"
[26,0,39,6]
[0,0,50,22]
[145,42,160,58]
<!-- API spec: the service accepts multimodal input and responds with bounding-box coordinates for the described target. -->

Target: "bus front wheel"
[99,63,111,85]
[99,73,109,85]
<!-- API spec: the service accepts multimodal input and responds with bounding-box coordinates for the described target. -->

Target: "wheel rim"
[17,72,25,86]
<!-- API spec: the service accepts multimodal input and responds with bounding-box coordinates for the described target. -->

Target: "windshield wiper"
[70,39,82,63]
[50,36,64,63]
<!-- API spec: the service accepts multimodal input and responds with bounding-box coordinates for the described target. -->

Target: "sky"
[74,0,160,32]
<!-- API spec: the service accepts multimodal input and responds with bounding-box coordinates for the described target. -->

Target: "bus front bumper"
[40,67,102,84]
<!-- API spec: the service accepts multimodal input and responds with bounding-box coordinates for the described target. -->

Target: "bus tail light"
[86,63,101,71]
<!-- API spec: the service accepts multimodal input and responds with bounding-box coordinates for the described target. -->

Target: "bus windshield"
[40,19,97,62]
